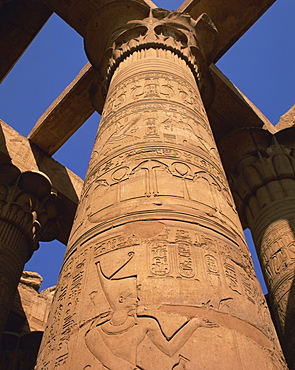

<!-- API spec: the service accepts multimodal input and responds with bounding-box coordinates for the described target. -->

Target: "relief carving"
[84,155,236,230]
[224,260,241,295]
[205,254,219,275]
[85,9,218,99]
[172,355,190,370]
[150,242,171,276]
[99,101,210,139]
[94,235,141,258]
[177,242,195,278]
[240,273,257,305]
[85,254,218,369]
[104,72,202,118]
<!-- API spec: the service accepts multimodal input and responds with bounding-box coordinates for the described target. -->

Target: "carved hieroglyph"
[37,8,286,369]
[219,127,295,368]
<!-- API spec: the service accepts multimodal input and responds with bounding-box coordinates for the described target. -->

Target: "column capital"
[84,5,218,111]
[218,127,295,227]
[0,163,65,259]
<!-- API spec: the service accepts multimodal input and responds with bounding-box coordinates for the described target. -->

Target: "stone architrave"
[37,6,286,369]
[0,163,64,338]
[219,127,295,368]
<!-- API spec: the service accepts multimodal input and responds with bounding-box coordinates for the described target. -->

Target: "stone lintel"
[139,0,157,9]
[40,0,276,62]
[28,63,96,155]
[0,0,52,82]
[178,0,276,62]
[40,0,155,37]
[0,119,83,245]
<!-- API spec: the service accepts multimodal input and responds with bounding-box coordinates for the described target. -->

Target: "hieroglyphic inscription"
[37,253,87,369]
[205,254,219,274]
[240,272,256,304]
[90,226,257,301]
[98,101,211,144]
[224,260,241,295]
[37,12,287,367]
[176,230,195,278]
[97,110,213,159]
[150,242,171,276]
[86,146,229,203]
[255,216,295,330]
[260,218,295,287]
[177,243,195,278]
[86,223,273,340]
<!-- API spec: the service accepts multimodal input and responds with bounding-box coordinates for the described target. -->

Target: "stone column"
[37,6,286,369]
[219,127,295,367]
[0,163,64,338]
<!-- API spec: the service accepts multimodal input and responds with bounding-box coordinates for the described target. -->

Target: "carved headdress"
[96,252,137,310]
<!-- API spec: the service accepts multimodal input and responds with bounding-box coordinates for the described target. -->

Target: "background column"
[219,127,295,368]
[0,163,64,338]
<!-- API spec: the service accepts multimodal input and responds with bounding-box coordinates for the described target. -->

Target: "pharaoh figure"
[85,253,217,370]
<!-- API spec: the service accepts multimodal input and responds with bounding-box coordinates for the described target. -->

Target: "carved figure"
[85,254,217,369]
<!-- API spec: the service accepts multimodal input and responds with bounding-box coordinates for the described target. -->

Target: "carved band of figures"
[99,99,210,138]
[102,70,205,120]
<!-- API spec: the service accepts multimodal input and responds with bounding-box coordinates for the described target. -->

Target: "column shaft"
[37,9,286,369]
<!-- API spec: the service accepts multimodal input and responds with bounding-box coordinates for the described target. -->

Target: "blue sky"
[0,0,294,291]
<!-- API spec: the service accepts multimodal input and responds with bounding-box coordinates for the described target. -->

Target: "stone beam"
[0,119,83,245]
[39,0,275,62]
[178,0,276,62]
[208,64,275,141]
[0,0,52,82]
[275,105,295,132]
[28,63,96,155]
[39,0,156,37]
